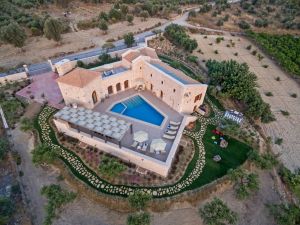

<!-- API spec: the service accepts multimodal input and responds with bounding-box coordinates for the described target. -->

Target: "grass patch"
[186,124,251,190]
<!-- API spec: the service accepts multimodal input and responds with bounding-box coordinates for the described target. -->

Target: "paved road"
[9,0,241,76]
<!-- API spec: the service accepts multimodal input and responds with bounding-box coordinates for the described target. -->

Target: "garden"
[34,94,251,198]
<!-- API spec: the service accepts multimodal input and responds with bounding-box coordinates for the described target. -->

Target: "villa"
[53,47,207,177]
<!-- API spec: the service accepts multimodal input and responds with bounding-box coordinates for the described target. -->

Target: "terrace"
[92,88,184,162]
[100,66,129,79]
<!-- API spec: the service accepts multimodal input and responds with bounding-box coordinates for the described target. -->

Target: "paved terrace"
[93,88,184,162]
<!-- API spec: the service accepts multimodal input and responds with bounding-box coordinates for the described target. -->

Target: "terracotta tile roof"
[56,68,99,88]
[123,47,159,62]
[123,51,140,62]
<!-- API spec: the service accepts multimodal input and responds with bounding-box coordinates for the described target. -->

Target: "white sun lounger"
[166,130,176,135]
[170,121,181,126]
[168,125,179,130]
[141,143,148,151]
[131,141,138,148]
[163,134,176,140]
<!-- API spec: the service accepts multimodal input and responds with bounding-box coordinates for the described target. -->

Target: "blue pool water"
[110,95,164,126]
[151,63,188,84]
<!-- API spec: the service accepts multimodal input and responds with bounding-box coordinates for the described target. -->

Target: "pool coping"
[106,93,168,129]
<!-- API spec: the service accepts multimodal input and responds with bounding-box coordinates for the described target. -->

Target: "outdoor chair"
[166,129,176,135]
[163,134,176,140]
[131,141,138,148]
[169,120,181,126]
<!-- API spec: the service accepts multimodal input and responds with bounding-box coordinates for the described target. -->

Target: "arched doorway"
[124,80,129,89]
[92,91,97,104]
[108,86,113,95]
[160,90,163,99]
[150,84,153,91]
[116,83,121,92]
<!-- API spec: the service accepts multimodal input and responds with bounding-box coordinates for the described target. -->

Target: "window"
[92,91,97,104]
[150,84,153,91]
[194,93,203,103]
[116,83,121,92]
[173,89,176,93]
[108,86,113,94]
[161,81,163,84]
[150,74,152,77]
[160,91,163,99]
[124,80,129,89]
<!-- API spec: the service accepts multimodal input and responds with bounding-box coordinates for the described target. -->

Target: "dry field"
[188,3,300,35]
[190,32,300,172]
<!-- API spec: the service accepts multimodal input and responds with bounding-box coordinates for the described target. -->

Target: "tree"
[247,150,278,169]
[123,32,135,47]
[127,212,150,225]
[228,168,259,199]
[98,156,125,178]
[31,144,58,165]
[238,20,250,29]
[98,12,108,21]
[20,117,35,133]
[0,138,9,160]
[0,197,14,225]
[41,184,76,225]
[268,203,300,225]
[199,198,238,225]
[0,23,26,48]
[140,10,150,21]
[98,19,108,34]
[43,17,63,42]
[126,14,134,25]
[128,191,152,211]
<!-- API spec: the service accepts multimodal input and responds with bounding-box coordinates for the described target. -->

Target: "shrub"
[238,20,250,29]
[187,55,198,63]
[254,19,269,27]
[216,19,224,26]
[164,24,198,52]
[98,156,125,178]
[127,212,150,225]
[263,64,269,68]
[0,138,9,160]
[77,19,98,30]
[214,50,219,54]
[275,138,283,145]
[280,110,290,116]
[275,76,280,81]
[199,198,238,225]
[265,92,273,96]
[128,191,152,210]
[290,93,297,98]
[246,45,252,50]
[215,37,224,44]
[123,32,135,47]
[248,150,278,169]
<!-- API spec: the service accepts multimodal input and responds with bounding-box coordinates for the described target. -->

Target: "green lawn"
[186,124,251,191]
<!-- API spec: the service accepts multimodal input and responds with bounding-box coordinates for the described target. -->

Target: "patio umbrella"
[151,139,166,152]
[133,131,149,143]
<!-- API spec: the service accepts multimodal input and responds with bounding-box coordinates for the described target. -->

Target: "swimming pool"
[110,95,164,126]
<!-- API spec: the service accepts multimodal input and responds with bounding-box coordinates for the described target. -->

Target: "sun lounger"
[141,143,148,151]
[163,134,176,140]
[131,141,138,148]
[170,120,181,126]
[166,129,176,135]
[168,125,179,130]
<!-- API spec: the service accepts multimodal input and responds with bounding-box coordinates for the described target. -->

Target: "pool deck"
[93,88,184,162]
